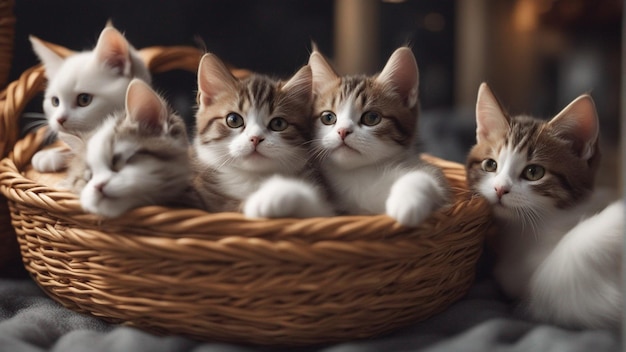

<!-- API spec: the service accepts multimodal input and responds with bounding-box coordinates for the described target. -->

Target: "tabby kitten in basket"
[466,83,623,329]
[192,53,334,218]
[30,23,151,172]
[64,79,191,218]
[308,47,450,227]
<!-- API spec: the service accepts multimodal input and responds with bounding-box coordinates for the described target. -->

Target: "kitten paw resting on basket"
[29,22,150,173]
[308,47,451,227]
[191,53,334,219]
[466,83,623,330]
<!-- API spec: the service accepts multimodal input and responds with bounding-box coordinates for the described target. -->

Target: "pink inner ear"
[475,83,509,143]
[375,48,419,108]
[197,54,238,106]
[549,95,599,159]
[126,80,166,133]
[308,51,339,95]
[95,28,130,75]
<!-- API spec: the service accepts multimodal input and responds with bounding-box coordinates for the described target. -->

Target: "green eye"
[320,111,337,125]
[226,113,244,128]
[51,97,60,107]
[360,111,382,126]
[77,93,93,107]
[268,117,288,131]
[481,159,497,172]
[522,164,545,181]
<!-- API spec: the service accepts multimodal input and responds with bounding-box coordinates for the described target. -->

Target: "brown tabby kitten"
[192,53,333,218]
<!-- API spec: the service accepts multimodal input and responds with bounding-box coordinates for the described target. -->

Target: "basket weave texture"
[0,46,492,346]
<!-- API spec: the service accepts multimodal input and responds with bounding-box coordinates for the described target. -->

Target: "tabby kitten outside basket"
[192,53,334,218]
[63,79,192,218]
[308,47,451,227]
[30,23,151,173]
[466,83,623,329]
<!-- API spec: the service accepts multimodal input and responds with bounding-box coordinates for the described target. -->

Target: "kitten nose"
[250,136,264,146]
[95,181,107,194]
[495,186,509,199]
[337,128,352,140]
[56,116,68,126]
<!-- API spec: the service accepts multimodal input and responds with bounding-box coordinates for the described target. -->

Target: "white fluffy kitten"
[31,24,150,172]
[466,83,623,329]
[65,79,191,218]
[192,53,334,218]
[308,47,450,227]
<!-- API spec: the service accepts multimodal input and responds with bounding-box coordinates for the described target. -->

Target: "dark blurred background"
[6,0,623,187]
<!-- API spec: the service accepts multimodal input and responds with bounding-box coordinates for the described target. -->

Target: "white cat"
[466,82,624,329]
[308,47,450,227]
[30,24,150,172]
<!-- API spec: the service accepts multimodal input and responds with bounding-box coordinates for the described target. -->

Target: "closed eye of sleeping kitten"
[192,53,334,218]
[308,47,451,227]
[466,82,623,330]
[30,23,151,173]
[63,79,191,218]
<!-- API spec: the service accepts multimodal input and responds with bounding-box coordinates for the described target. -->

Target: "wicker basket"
[0,46,492,346]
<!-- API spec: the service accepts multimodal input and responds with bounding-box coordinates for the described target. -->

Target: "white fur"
[479,146,624,329]
[31,146,73,173]
[243,175,334,219]
[30,27,150,172]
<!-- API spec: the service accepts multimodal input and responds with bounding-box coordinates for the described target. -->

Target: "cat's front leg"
[243,175,335,219]
[32,146,73,172]
[385,170,449,227]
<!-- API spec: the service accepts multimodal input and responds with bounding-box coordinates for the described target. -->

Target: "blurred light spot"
[514,0,538,32]
[423,12,445,32]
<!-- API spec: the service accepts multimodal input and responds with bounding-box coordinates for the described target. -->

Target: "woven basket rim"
[0,45,492,346]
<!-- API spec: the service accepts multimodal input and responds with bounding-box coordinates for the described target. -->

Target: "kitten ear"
[375,47,419,109]
[475,83,510,144]
[125,79,168,134]
[281,65,312,103]
[30,35,75,79]
[308,51,339,96]
[197,53,239,107]
[548,94,599,160]
[94,27,132,76]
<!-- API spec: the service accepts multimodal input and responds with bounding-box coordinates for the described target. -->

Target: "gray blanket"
[0,266,620,352]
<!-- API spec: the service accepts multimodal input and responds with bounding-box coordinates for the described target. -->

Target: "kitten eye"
[320,111,337,125]
[111,153,124,172]
[268,117,288,131]
[360,111,382,126]
[51,97,60,107]
[77,93,93,107]
[481,159,497,172]
[522,164,545,181]
[225,113,244,128]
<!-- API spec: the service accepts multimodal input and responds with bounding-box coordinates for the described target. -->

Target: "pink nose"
[57,116,68,126]
[338,128,351,140]
[495,186,509,199]
[250,136,264,146]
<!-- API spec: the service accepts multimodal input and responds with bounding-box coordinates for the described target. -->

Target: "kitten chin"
[192,53,333,218]
[467,82,622,330]
[30,24,150,173]
[308,47,451,226]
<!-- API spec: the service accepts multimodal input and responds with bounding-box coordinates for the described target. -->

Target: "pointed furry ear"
[197,53,239,107]
[94,26,131,76]
[375,47,419,109]
[308,51,339,96]
[125,79,168,134]
[29,35,75,79]
[548,94,599,160]
[281,65,312,103]
[475,83,510,144]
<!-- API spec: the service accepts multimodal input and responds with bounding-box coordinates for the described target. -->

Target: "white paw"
[386,171,448,227]
[243,176,334,219]
[32,147,72,172]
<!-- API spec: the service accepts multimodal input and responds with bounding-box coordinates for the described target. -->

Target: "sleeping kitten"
[64,79,191,218]
[192,53,333,218]
[308,47,450,227]
[31,24,151,172]
[466,82,623,329]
